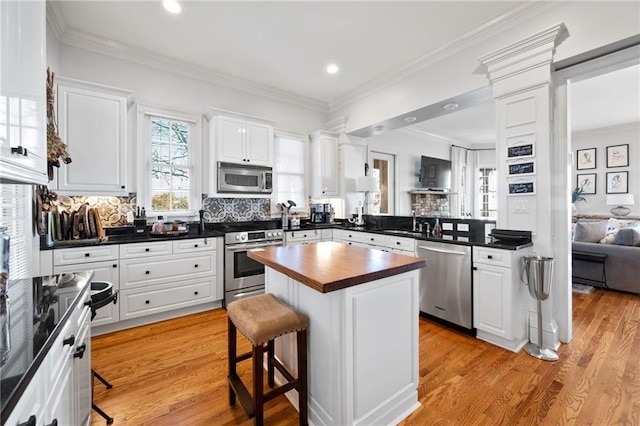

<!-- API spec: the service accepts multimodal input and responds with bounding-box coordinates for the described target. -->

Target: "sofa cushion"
[573,220,608,243]
[613,225,640,246]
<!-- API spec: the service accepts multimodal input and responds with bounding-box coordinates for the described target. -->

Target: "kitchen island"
[248,241,426,426]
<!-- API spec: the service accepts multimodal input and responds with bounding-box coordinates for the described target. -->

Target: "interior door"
[370,150,396,215]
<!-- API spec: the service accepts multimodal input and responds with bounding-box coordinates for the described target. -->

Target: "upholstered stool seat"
[227,293,308,425]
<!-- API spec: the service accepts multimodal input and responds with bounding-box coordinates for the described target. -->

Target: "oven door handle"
[225,241,283,251]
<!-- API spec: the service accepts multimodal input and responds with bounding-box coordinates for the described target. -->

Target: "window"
[138,105,201,217]
[274,134,307,211]
[0,184,32,278]
[479,167,497,218]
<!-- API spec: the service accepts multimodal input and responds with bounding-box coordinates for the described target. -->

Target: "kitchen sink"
[383,229,423,237]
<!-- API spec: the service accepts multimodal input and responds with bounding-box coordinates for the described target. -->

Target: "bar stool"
[90,281,118,425]
[227,293,308,426]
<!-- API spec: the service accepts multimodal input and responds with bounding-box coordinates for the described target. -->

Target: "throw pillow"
[612,227,640,246]
[600,218,636,244]
[573,220,608,243]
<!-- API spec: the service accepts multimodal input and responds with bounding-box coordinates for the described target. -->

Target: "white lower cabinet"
[118,238,218,320]
[51,246,120,327]
[473,246,531,352]
[4,363,46,426]
[285,230,321,245]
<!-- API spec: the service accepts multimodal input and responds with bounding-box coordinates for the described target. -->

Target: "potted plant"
[572,186,586,212]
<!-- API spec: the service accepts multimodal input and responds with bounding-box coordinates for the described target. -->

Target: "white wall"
[332,1,640,134]
[49,39,327,136]
[365,130,450,215]
[572,123,640,215]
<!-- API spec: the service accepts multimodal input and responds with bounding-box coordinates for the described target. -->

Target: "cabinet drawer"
[119,241,172,259]
[47,316,75,385]
[340,230,363,243]
[120,277,216,320]
[388,248,415,256]
[172,238,216,254]
[53,245,118,266]
[120,252,215,289]
[286,230,320,244]
[361,232,386,247]
[386,236,415,252]
[473,246,512,267]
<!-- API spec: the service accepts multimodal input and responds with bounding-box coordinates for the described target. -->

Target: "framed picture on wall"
[576,148,596,170]
[576,173,596,194]
[606,171,628,194]
[606,144,629,168]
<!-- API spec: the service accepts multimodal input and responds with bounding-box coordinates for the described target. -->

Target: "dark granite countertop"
[1,272,93,423]
[40,219,531,251]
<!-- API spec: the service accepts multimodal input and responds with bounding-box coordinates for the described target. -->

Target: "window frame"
[137,104,202,219]
[478,167,497,218]
[273,132,308,214]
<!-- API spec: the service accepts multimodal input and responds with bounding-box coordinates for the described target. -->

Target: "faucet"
[412,210,417,232]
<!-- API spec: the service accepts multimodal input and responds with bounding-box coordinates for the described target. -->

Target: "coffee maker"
[310,203,332,223]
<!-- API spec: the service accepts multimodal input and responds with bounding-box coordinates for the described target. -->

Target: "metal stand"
[522,256,558,362]
[524,298,558,361]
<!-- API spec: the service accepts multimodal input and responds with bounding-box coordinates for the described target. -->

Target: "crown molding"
[56,27,329,113]
[329,1,559,112]
[572,121,640,138]
[46,1,66,41]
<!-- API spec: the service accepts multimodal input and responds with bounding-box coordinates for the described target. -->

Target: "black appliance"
[419,156,452,191]
[310,203,332,223]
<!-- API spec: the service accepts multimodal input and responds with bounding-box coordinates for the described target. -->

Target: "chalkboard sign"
[508,162,535,176]
[507,144,534,159]
[508,182,535,195]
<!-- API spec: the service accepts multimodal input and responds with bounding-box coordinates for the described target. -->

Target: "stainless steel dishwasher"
[416,240,473,332]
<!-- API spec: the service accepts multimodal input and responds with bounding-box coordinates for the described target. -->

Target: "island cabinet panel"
[265,267,420,426]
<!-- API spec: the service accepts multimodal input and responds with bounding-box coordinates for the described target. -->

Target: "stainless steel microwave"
[217,162,273,194]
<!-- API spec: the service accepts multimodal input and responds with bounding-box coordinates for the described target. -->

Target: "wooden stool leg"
[297,330,308,426]
[227,317,237,406]
[267,339,275,388]
[253,343,265,426]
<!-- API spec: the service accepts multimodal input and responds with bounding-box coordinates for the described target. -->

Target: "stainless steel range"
[224,229,283,307]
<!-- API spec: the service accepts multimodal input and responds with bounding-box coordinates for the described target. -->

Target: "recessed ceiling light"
[374,125,384,132]
[443,103,459,111]
[404,116,417,123]
[326,64,339,74]
[163,0,182,14]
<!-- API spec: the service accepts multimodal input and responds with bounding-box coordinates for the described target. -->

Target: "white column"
[478,23,568,350]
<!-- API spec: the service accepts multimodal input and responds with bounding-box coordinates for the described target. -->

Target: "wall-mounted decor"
[507,144,534,159]
[606,144,629,168]
[507,179,535,196]
[508,161,535,176]
[606,171,628,194]
[576,173,596,194]
[576,148,596,170]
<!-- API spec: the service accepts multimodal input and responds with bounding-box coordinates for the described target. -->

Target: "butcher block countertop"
[248,241,426,293]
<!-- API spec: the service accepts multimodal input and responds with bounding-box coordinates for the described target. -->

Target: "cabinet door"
[473,263,512,339]
[54,260,120,327]
[217,116,245,164]
[56,83,128,194]
[320,135,339,196]
[0,0,47,185]
[74,308,92,426]
[45,355,74,426]
[245,121,271,165]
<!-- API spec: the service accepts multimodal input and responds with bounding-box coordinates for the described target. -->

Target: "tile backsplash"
[56,195,136,227]
[52,194,271,226]
[202,197,270,222]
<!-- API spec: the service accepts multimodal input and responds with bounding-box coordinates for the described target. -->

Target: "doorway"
[370,150,397,215]
[553,44,640,343]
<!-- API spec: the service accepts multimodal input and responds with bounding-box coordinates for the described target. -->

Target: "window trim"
[137,104,202,219]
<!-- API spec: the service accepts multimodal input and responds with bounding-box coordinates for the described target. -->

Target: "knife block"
[134,219,147,235]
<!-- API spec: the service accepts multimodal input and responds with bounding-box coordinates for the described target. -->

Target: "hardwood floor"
[90,288,640,426]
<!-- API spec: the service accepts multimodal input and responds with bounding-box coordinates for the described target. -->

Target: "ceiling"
[396,62,640,146]
[48,1,539,109]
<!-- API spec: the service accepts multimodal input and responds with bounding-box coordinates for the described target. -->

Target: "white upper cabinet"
[54,77,132,194]
[213,111,274,167]
[0,0,48,185]
[310,130,339,197]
